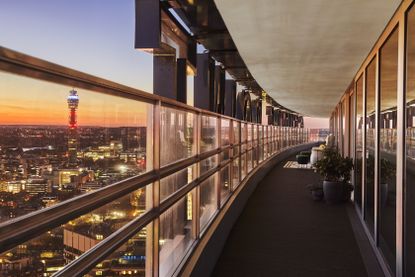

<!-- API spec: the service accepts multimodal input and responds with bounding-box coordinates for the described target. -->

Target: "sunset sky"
[0,0,327,129]
[0,72,150,127]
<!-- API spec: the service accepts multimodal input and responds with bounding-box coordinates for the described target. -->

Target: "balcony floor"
[213,155,369,277]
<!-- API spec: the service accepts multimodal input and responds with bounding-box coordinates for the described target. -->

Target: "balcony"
[0,1,409,277]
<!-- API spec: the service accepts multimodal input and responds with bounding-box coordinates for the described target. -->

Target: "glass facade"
[364,58,376,235]
[407,5,415,276]
[379,27,398,271]
[355,76,364,209]
[330,3,415,276]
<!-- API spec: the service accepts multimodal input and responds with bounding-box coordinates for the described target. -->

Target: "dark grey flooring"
[212,156,369,277]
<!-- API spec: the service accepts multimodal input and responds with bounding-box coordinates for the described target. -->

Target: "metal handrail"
[0,46,241,122]
[0,144,234,253]
[0,45,310,277]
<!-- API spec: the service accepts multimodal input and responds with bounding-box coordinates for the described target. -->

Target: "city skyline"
[0,72,150,127]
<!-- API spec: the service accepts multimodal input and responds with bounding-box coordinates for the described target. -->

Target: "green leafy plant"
[314,148,354,182]
[364,156,395,184]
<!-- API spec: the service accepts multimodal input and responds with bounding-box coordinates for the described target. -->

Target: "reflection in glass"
[200,155,218,175]
[232,157,240,189]
[253,125,258,147]
[365,58,376,234]
[86,224,150,277]
[199,174,218,232]
[220,165,231,206]
[160,107,195,166]
[407,6,415,276]
[342,101,347,156]
[160,166,195,202]
[0,184,151,276]
[241,153,247,180]
[379,28,398,272]
[200,116,217,153]
[247,150,253,173]
[355,76,364,209]
[159,194,195,277]
[241,123,247,143]
[0,72,153,225]
[221,119,230,146]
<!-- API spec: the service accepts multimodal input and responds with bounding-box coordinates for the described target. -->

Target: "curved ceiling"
[214,0,401,117]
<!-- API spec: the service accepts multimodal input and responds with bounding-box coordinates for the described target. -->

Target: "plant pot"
[323,180,344,204]
[342,183,354,202]
[311,188,324,201]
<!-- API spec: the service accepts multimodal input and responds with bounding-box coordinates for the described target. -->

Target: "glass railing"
[0,46,311,277]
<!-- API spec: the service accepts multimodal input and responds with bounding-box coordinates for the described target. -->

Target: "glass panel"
[255,146,260,166]
[355,76,364,209]
[406,6,415,276]
[259,142,264,162]
[0,184,152,276]
[342,100,347,156]
[199,173,217,232]
[233,121,240,145]
[200,155,218,175]
[241,142,246,153]
[160,165,196,202]
[232,157,240,189]
[233,145,240,157]
[159,193,195,277]
[86,223,151,277]
[160,107,195,166]
[221,119,230,146]
[241,153,247,180]
[200,116,217,153]
[220,149,230,162]
[0,72,153,224]
[241,123,247,143]
[378,27,398,272]
[219,165,231,206]
[258,126,263,141]
[365,57,376,235]
[247,150,253,173]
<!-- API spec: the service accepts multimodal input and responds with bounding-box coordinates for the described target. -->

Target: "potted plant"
[306,183,324,201]
[314,148,354,204]
[364,156,395,206]
[377,158,395,207]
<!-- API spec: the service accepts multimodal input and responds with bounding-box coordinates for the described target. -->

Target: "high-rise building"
[67,89,79,167]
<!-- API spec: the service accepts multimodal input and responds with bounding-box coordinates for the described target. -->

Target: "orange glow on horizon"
[0,72,151,127]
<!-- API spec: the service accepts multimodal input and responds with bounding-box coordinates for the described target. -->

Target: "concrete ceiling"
[214,0,401,117]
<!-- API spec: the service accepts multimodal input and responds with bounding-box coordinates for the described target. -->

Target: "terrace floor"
[212,154,381,277]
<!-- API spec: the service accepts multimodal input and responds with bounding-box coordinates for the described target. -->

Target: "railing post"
[193,112,202,239]
[216,117,222,208]
[229,120,234,191]
[152,100,161,277]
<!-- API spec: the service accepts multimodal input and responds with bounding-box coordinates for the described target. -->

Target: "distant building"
[67,89,79,167]
[25,178,51,195]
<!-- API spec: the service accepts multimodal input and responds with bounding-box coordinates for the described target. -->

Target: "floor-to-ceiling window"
[342,99,347,156]
[365,58,376,235]
[379,26,398,273]
[406,4,415,276]
[355,76,364,210]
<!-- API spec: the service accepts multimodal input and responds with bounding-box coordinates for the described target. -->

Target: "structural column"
[224,80,236,117]
[194,53,215,111]
[177,58,187,103]
[153,46,177,99]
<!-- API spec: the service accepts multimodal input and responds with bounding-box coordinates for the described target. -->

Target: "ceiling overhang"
[214,0,401,117]
[163,0,300,114]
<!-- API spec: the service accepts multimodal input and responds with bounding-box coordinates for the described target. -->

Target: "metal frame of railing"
[0,46,310,277]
